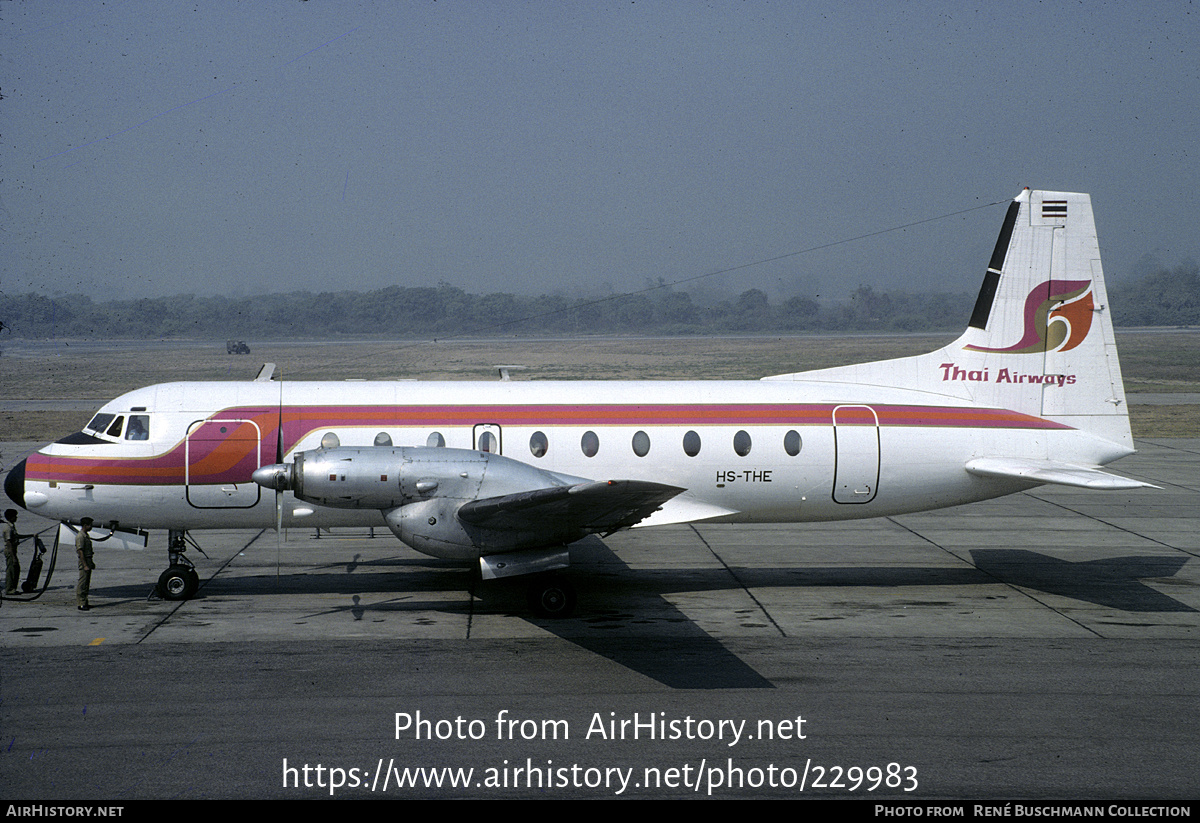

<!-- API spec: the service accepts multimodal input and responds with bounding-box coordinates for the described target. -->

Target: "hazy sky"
[3,1,1197,303]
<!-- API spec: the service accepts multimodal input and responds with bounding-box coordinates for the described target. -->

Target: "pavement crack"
[135,530,267,644]
[689,524,786,637]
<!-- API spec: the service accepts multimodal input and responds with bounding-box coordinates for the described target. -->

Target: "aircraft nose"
[4,458,27,510]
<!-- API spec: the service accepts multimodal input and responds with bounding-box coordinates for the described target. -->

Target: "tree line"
[0,284,972,340]
[2,261,1195,340]
[1109,259,1200,327]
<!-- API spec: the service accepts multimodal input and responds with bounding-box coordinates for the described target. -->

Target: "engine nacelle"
[254,446,580,560]
[286,446,491,509]
[384,497,483,561]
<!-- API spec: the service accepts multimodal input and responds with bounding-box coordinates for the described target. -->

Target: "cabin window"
[125,415,150,440]
[529,431,548,458]
[85,413,115,435]
[321,432,340,449]
[478,431,498,453]
[733,430,752,456]
[581,430,599,457]
[106,416,125,438]
[683,430,701,457]
[632,430,650,457]
[426,432,444,448]
[784,430,802,456]
[375,432,393,447]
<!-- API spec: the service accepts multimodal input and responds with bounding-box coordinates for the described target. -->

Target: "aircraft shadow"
[84,544,1193,690]
[968,549,1196,612]
[483,538,776,690]
[92,549,1193,614]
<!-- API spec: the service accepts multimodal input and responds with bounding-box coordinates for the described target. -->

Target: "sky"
[2,1,1198,303]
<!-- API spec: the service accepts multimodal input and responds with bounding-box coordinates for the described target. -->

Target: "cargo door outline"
[185,419,263,508]
[832,405,879,504]
[473,424,502,455]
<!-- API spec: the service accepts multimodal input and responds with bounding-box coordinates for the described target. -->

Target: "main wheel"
[527,576,576,619]
[158,565,198,601]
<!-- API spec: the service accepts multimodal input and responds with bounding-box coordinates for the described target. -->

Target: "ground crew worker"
[3,509,19,596]
[76,517,95,611]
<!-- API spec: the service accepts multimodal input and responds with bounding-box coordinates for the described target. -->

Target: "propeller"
[252,362,288,536]
[251,361,289,576]
[273,365,285,578]
[275,367,284,535]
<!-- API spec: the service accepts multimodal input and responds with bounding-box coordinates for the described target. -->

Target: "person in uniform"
[3,509,20,596]
[76,517,95,611]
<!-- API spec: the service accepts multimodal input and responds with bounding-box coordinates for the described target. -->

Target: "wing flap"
[634,493,740,527]
[457,480,685,534]
[965,457,1158,490]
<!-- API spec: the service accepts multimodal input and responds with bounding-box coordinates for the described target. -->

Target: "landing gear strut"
[156,529,200,601]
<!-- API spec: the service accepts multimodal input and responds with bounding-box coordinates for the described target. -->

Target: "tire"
[158,565,198,601]
[527,576,576,619]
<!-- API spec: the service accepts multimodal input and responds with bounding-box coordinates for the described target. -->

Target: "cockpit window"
[81,412,147,442]
[125,415,150,440]
[85,413,115,435]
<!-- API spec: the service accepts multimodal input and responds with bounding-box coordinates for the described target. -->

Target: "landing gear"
[479,549,576,618]
[526,574,577,619]
[155,529,201,601]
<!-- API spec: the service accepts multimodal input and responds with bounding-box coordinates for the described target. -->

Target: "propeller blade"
[276,366,284,464]
[273,366,284,538]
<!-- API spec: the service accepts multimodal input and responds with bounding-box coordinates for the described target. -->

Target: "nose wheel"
[155,529,202,601]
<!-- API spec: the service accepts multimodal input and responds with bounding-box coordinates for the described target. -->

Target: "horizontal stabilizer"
[965,457,1158,490]
[458,479,684,534]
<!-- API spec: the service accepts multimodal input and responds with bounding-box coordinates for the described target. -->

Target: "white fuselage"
[17,377,1127,536]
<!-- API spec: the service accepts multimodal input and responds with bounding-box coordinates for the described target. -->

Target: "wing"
[458,479,684,535]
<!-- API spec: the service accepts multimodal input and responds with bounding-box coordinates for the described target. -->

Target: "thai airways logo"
[965,279,1094,354]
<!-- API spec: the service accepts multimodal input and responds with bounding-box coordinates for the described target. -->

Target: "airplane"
[2,188,1155,617]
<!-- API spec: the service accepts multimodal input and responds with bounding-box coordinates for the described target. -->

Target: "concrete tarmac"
[1,439,1197,800]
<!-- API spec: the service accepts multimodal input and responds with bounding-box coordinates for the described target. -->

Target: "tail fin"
[766,189,1133,450]
[956,189,1130,447]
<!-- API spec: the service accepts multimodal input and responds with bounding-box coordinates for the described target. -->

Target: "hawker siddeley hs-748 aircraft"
[4,189,1155,616]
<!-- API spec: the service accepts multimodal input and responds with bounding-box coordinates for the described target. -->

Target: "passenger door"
[832,405,879,504]
[185,419,263,508]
